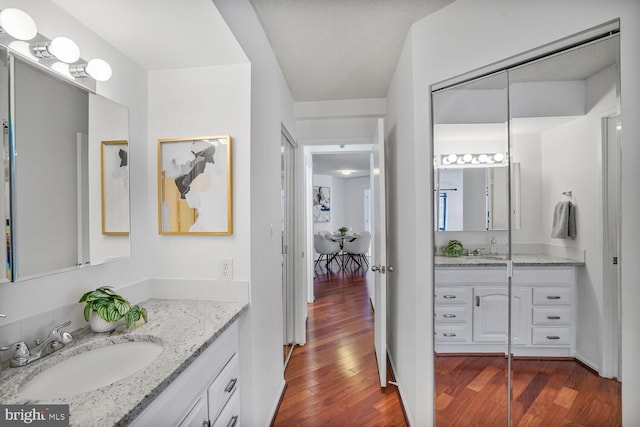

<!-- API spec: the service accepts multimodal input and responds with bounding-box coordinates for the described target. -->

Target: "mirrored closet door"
[433,27,622,426]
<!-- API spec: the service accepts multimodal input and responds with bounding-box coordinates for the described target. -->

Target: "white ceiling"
[249,0,455,101]
[52,0,248,70]
[313,151,371,179]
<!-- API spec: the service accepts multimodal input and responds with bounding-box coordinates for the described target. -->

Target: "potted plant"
[442,240,464,257]
[79,286,148,332]
[338,226,349,235]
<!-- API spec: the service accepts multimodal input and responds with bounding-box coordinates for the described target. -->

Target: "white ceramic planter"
[90,311,118,333]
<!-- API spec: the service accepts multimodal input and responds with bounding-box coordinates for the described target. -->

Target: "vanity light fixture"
[0,8,37,41]
[69,58,112,81]
[8,40,38,60]
[32,36,80,63]
[440,152,507,167]
[50,62,74,79]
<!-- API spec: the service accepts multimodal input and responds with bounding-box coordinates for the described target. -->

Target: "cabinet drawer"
[532,288,571,305]
[212,391,240,427]
[532,307,571,326]
[435,324,471,342]
[208,353,240,422]
[435,287,471,304]
[435,305,470,323]
[531,327,571,345]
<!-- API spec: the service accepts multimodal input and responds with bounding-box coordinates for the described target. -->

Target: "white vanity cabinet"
[131,322,240,427]
[435,265,577,356]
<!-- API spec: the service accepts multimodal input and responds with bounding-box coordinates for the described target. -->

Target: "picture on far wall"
[313,185,331,222]
[101,140,130,235]
[157,135,233,235]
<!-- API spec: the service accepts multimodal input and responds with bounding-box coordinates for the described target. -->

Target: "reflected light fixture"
[0,8,37,41]
[440,152,507,167]
[70,58,112,81]
[32,36,80,63]
[50,62,73,79]
[8,40,38,60]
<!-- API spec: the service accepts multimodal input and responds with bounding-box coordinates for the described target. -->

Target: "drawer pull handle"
[443,295,456,299]
[226,415,239,427]
[225,377,238,393]
[443,333,457,337]
[443,314,456,318]
[203,421,210,427]
[547,296,561,300]
[546,335,561,340]
[547,315,561,320]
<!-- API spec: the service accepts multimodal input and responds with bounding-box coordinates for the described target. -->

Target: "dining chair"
[313,233,341,271]
[342,231,371,269]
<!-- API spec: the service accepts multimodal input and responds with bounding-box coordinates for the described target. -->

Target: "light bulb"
[447,154,457,163]
[478,154,488,163]
[85,58,112,81]
[8,40,37,60]
[51,62,73,79]
[0,8,37,41]
[49,37,80,63]
[462,153,472,163]
[494,152,505,162]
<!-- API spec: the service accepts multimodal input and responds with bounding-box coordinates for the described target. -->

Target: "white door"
[370,118,388,388]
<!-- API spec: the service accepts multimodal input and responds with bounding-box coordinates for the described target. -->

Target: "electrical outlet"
[219,257,233,280]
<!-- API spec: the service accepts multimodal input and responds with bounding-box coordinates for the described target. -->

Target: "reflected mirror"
[5,51,130,281]
[433,86,515,232]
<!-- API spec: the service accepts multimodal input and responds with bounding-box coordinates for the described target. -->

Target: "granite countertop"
[435,254,585,267]
[0,298,248,426]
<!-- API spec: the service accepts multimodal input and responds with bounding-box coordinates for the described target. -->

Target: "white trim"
[388,351,413,427]
[266,379,287,427]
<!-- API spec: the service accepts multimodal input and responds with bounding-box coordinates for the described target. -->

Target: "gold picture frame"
[157,135,233,235]
[101,140,130,235]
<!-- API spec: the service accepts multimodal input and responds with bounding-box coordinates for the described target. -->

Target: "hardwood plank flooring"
[273,266,407,427]
[273,264,621,426]
[436,356,622,426]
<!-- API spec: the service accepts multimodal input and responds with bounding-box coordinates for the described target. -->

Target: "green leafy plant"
[79,286,148,329]
[338,226,349,234]
[442,240,464,257]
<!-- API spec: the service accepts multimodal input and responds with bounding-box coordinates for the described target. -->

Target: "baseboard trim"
[267,379,287,427]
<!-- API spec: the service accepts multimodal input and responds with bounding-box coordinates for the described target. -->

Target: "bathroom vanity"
[435,255,584,356]
[0,299,247,426]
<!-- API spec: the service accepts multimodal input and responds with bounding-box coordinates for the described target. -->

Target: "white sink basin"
[19,340,163,400]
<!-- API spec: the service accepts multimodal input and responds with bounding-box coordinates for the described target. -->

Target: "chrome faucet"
[1,321,73,367]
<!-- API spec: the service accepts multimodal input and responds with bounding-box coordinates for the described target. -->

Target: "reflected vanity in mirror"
[1,45,131,282]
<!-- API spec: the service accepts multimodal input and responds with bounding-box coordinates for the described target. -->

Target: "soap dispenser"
[489,236,498,255]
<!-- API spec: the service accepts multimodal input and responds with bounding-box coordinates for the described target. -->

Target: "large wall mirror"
[1,47,130,282]
[432,27,621,426]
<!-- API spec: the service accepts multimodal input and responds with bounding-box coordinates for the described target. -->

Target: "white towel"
[551,201,576,239]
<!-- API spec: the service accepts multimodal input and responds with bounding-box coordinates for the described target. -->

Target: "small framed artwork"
[313,185,331,222]
[157,135,233,235]
[101,140,130,235]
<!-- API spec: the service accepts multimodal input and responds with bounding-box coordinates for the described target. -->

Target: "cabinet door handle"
[547,315,561,320]
[443,333,456,337]
[443,295,456,299]
[203,421,210,427]
[547,296,561,300]
[546,335,561,340]
[476,296,480,307]
[224,377,238,393]
[226,415,239,427]
[443,314,456,319]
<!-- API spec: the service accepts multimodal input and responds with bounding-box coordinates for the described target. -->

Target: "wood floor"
[273,265,621,426]
[272,266,407,426]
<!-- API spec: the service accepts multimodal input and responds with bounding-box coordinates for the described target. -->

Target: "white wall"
[148,65,251,280]
[211,1,296,425]
[387,1,640,425]
[343,176,370,233]
[0,0,149,357]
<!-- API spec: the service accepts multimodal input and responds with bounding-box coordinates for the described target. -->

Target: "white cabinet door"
[178,396,208,427]
[473,287,529,345]
[473,287,509,343]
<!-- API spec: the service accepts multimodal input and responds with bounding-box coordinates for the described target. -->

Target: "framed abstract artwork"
[101,140,130,235]
[313,185,331,222]
[157,135,233,235]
